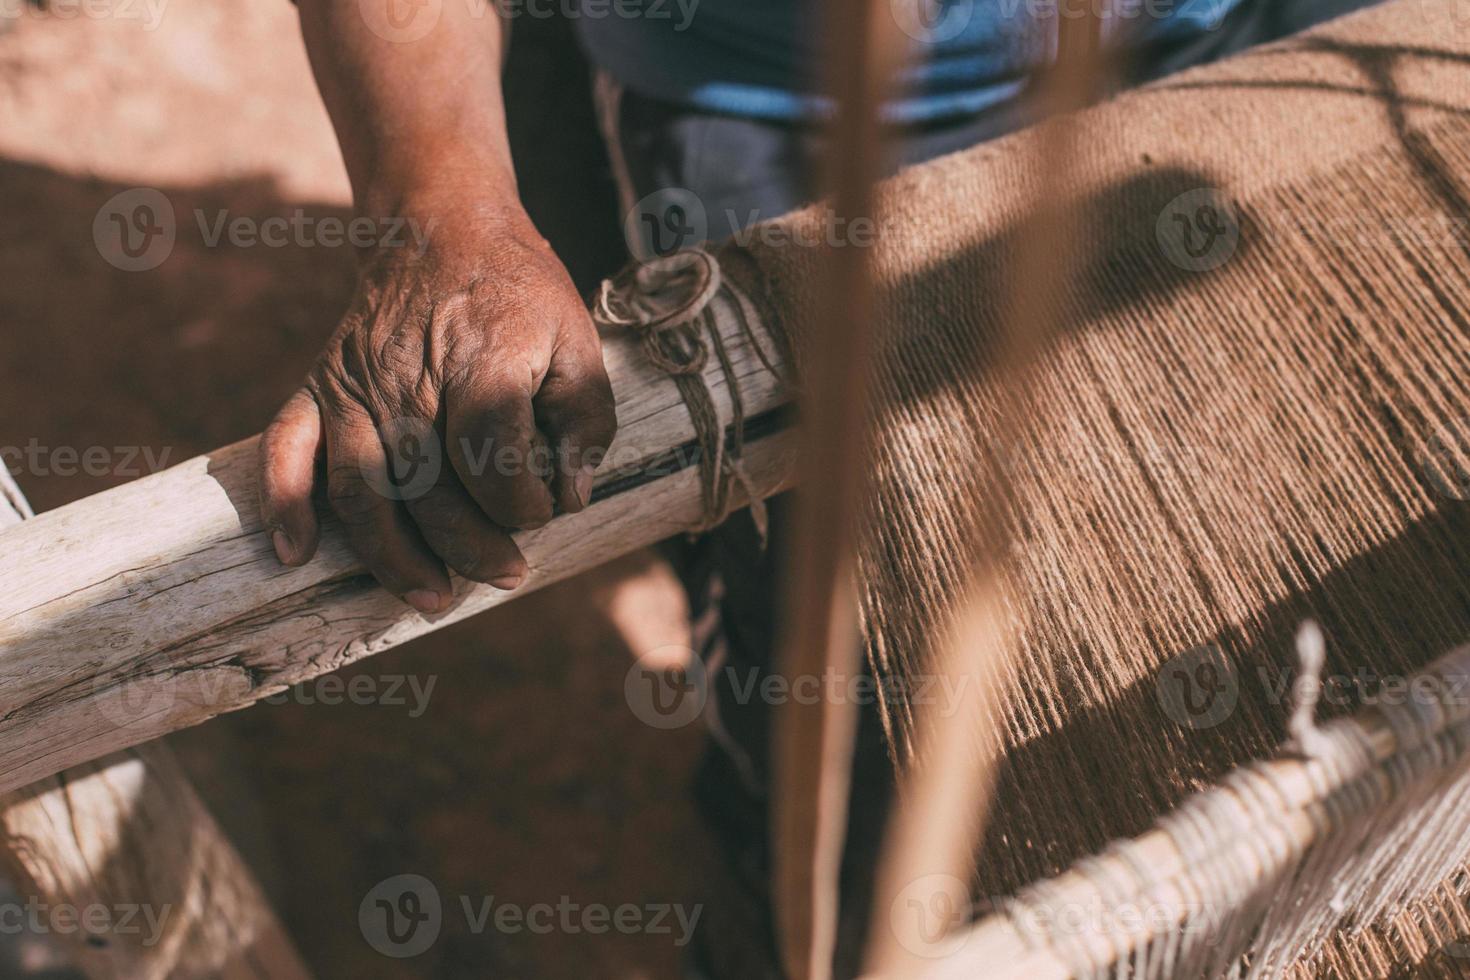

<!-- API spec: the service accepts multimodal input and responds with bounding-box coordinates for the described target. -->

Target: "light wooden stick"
[0,461,310,979]
[1,744,313,980]
[771,2,908,978]
[0,291,793,798]
[862,10,1111,978]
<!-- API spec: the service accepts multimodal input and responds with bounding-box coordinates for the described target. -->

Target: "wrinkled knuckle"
[334,329,372,380]
[371,325,426,377]
[446,541,496,582]
[409,493,463,540]
[496,494,551,530]
[496,415,537,450]
[325,470,382,527]
[308,357,362,411]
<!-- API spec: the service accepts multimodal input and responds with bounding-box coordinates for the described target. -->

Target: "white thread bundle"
[967,640,1470,979]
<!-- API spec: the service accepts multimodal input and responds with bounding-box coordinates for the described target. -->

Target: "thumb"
[258,388,324,566]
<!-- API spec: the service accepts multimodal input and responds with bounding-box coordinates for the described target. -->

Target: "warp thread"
[999,637,1470,979]
[593,247,783,541]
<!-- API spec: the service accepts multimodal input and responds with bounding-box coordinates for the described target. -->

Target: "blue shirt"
[576,0,1243,123]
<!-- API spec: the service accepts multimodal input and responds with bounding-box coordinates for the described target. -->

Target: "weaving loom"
[2,1,1468,976]
[700,0,1470,975]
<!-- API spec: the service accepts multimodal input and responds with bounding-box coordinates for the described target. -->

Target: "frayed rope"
[593,247,772,542]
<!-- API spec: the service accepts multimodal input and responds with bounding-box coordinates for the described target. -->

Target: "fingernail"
[574,464,595,509]
[405,590,446,614]
[271,530,296,565]
[489,571,525,591]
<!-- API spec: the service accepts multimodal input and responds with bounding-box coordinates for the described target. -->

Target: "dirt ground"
[0,3,711,977]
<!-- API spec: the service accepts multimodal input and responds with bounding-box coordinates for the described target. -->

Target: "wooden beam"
[0,462,311,979]
[0,286,793,798]
[0,744,312,980]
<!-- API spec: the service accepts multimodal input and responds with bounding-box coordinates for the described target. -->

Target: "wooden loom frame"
[0,281,797,977]
[3,3,1465,979]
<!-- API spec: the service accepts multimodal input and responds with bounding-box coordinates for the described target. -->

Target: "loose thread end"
[1285,619,1333,759]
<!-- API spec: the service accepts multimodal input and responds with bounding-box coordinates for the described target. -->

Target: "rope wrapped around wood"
[593,247,784,540]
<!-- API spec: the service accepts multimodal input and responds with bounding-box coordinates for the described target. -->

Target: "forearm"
[296,0,519,221]
[270,0,616,607]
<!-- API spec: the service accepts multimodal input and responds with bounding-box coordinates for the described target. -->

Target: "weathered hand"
[258,203,617,613]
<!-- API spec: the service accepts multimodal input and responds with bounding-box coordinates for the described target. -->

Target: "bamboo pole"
[0,463,311,979]
[0,287,793,798]
[769,2,908,978]
[861,9,1110,978]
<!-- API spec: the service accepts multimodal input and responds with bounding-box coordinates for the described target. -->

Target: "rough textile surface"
[719,1,1470,974]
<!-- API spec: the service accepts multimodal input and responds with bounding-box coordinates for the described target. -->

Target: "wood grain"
[0,286,793,798]
[0,451,311,979]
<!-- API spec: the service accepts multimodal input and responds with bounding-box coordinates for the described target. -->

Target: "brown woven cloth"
[719,1,1470,974]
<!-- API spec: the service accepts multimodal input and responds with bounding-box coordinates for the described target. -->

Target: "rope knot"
[592,247,777,543]
[593,248,723,377]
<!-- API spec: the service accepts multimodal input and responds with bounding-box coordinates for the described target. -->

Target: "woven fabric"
[719,1,1470,973]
